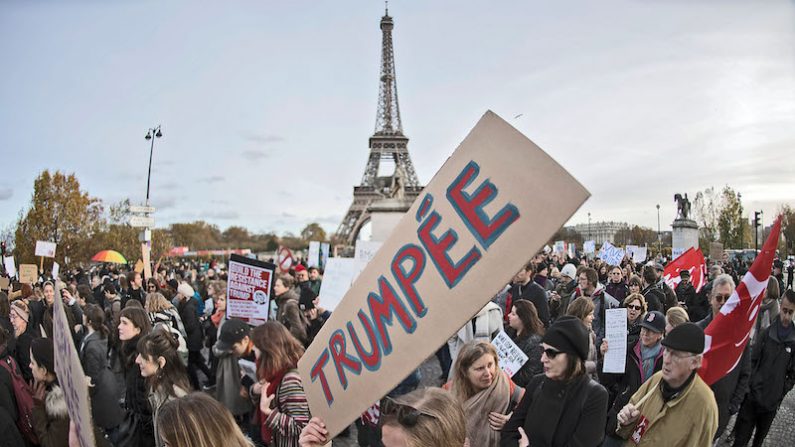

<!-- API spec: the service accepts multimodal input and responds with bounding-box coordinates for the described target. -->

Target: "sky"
[2,0,794,240]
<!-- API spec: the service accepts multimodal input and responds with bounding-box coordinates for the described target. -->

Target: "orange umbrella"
[91,250,127,264]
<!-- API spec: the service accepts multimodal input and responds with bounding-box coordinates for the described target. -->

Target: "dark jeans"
[733,396,777,447]
[187,350,214,389]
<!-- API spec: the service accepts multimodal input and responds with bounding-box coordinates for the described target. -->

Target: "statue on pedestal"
[674,193,691,220]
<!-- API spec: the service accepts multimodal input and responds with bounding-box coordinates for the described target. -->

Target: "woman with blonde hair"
[446,341,523,447]
[300,387,467,447]
[157,392,253,447]
[665,306,690,334]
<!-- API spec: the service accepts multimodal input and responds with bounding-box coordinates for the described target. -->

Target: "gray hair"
[711,274,736,296]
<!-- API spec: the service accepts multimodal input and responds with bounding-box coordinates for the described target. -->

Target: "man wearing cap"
[599,311,665,446]
[294,264,311,290]
[652,262,678,312]
[213,319,254,420]
[550,263,578,321]
[697,274,751,439]
[674,269,696,312]
[616,322,718,446]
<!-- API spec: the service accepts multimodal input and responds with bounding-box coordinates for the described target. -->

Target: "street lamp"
[145,125,163,206]
[656,204,661,255]
[588,212,591,241]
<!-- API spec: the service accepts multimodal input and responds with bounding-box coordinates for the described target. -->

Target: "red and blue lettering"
[418,210,482,288]
[347,311,382,371]
[329,329,362,390]
[309,348,333,405]
[367,275,417,355]
[391,243,428,317]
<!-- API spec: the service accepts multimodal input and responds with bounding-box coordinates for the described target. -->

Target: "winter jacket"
[675,281,696,308]
[615,371,718,446]
[656,279,678,312]
[177,297,203,351]
[570,286,619,349]
[212,347,253,417]
[509,332,543,388]
[681,281,708,321]
[13,330,34,382]
[598,341,663,440]
[274,290,308,346]
[549,279,577,321]
[121,336,155,447]
[79,331,125,430]
[500,373,608,447]
[32,383,69,447]
[605,282,629,304]
[511,281,551,327]
[0,350,24,444]
[640,284,664,313]
[696,313,751,437]
[748,318,795,411]
[260,370,310,447]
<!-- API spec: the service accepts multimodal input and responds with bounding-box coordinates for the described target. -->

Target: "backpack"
[0,355,39,444]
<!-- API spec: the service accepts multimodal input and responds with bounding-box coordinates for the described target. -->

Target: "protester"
[175,282,213,389]
[135,326,192,446]
[752,277,781,344]
[251,321,310,447]
[30,337,69,447]
[566,297,598,378]
[79,304,125,440]
[674,269,696,309]
[549,263,577,321]
[0,326,26,446]
[639,265,664,313]
[9,300,34,381]
[627,274,642,296]
[599,311,665,447]
[446,341,523,446]
[605,266,629,303]
[572,267,618,349]
[501,316,608,446]
[510,263,551,327]
[298,289,325,347]
[272,274,309,345]
[300,387,467,447]
[664,306,689,334]
[116,306,155,447]
[505,300,545,387]
[615,322,718,445]
[212,318,254,424]
[307,267,322,296]
[447,301,503,373]
[732,289,795,447]
[653,262,678,312]
[622,293,647,346]
[156,392,254,447]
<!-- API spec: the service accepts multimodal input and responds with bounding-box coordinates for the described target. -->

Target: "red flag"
[663,247,708,293]
[699,215,782,385]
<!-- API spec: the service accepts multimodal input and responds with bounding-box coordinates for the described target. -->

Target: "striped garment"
[263,369,311,447]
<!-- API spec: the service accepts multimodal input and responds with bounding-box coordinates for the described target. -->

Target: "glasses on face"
[611,272,622,275]
[663,347,696,363]
[713,293,731,304]
[381,398,435,427]
[627,304,643,311]
[543,348,563,359]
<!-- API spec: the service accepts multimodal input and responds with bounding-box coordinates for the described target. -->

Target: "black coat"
[748,319,795,411]
[177,298,203,351]
[640,285,664,313]
[511,281,551,327]
[13,330,34,382]
[697,314,752,437]
[0,350,24,444]
[121,337,155,447]
[80,332,125,430]
[501,374,608,447]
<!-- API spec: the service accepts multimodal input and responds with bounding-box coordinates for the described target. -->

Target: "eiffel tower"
[334,8,422,247]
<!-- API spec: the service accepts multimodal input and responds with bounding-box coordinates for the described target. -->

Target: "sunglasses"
[543,348,563,359]
[381,398,435,427]
[627,304,643,311]
[713,293,731,303]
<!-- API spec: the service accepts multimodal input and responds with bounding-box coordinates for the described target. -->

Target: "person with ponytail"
[135,326,192,445]
[80,304,125,440]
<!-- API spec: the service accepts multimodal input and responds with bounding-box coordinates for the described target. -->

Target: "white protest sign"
[226,254,275,324]
[603,308,628,373]
[317,258,360,311]
[491,330,529,377]
[320,243,330,269]
[355,240,383,265]
[567,242,576,259]
[543,244,552,254]
[297,111,589,438]
[3,256,16,278]
[598,241,625,266]
[52,261,60,280]
[53,286,96,447]
[308,241,321,268]
[553,240,565,254]
[633,246,648,263]
[35,240,57,258]
[584,240,596,254]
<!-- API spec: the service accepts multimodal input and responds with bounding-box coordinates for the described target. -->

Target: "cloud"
[200,176,225,184]
[158,181,179,189]
[239,132,284,144]
[241,150,268,161]
[151,196,177,210]
[204,210,239,220]
[0,187,12,200]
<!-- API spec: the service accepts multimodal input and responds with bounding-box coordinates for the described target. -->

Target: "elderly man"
[616,323,718,446]
[697,274,751,440]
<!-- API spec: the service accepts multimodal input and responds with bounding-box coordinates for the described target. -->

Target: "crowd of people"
[0,249,792,447]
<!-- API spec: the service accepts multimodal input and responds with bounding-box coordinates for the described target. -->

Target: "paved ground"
[330,356,795,447]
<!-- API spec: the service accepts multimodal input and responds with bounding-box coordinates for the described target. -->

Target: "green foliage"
[693,185,749,249]
[300,222,327,242]
[614,225,659,246]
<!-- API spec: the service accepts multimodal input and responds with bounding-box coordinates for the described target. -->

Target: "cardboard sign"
[584,240,596,254]
[34,240,57,258]
[297,111,589,437]
[134,259,144,274]
[317,258,361,311]
[599,242,625,266]
[491,331,529,377]
[53,286,96,447]
[226,254,275,324]
[603,308,628,373]
[141,242,152,281]
[0,277,9,290]
[19,264,38,284]
[709,242,724,262]
[3,256,16,278]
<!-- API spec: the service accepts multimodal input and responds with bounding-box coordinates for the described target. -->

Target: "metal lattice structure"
[335,10,423,247]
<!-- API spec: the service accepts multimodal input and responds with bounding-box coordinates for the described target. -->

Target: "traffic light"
[754,211,762,228]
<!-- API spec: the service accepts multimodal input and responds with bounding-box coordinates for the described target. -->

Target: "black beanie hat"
[299,287,317,311]
[661,322,704,354]
[542,315,590,361]
[31,337,55,374]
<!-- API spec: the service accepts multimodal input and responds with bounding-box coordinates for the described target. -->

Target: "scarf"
[260,368,289,444]
[211,309,224,328]
[660,370,696,402]
[639,343,661,382]
[462,370,511,447]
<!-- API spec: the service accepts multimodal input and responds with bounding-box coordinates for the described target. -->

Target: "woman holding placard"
[506,300,545,387]
[500,316,608,447]
[446,341,524,447]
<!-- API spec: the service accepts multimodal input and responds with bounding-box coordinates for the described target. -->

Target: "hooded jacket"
[32,383,69,447]
[748,318,795,410]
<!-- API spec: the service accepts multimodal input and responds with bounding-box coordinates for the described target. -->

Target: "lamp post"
[588,212,592,241]
[656,204,661,255]
[145,125,163,207]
